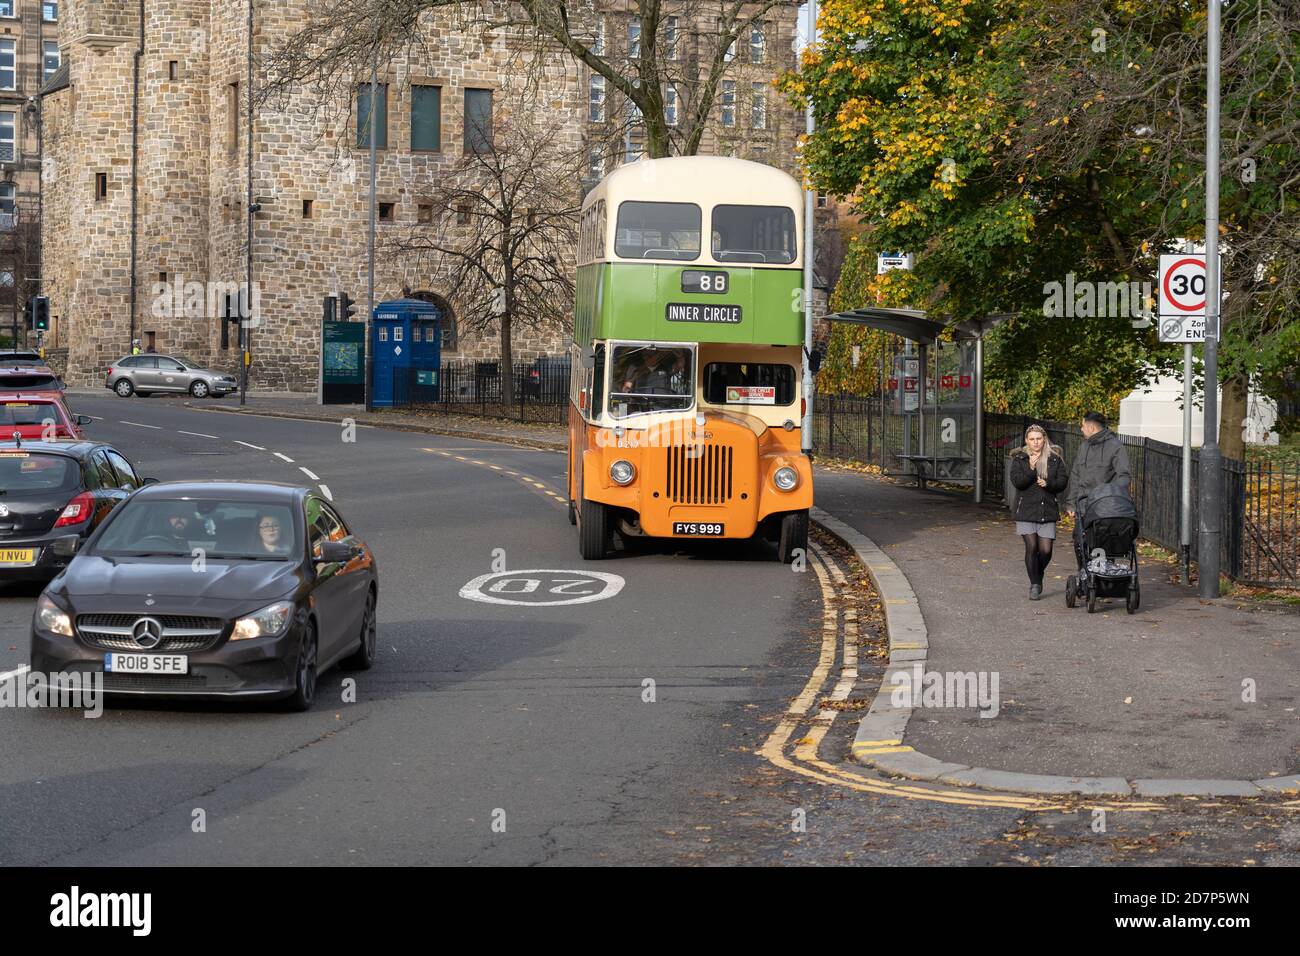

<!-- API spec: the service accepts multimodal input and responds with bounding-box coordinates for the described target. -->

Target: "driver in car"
[160,504,195,549]
[622,350,673,394]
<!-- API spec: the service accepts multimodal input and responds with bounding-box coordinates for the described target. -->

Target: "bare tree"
[262,0,794,159]
[0,203,39,349]
[387,106,582,404]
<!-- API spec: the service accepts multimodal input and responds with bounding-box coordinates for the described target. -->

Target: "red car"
[0,396,90,441]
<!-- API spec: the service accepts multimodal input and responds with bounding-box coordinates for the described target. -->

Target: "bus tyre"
[578,496,609,560]
[777,509,809,564]
[567,499,577,526]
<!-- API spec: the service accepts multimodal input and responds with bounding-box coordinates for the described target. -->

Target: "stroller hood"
[1082,482,1138,527]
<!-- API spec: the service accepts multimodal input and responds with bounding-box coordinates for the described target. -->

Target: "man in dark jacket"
[1065,411,1132,568]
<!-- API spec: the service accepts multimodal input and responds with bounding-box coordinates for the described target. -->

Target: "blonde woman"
[1008,425,1069,600]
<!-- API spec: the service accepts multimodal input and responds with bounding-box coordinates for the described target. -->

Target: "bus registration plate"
[673,522,725,536]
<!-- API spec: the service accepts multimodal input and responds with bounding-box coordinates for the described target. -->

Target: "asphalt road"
[2,393,1298,867]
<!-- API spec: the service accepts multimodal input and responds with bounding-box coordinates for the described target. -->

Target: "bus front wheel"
[777,509,809,564]
[578,497,609,560]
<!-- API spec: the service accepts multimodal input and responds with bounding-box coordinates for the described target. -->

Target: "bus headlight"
[773,466,799,491]
[610,460,636,485]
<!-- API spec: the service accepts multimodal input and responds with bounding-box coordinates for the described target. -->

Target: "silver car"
[105,354,239,399]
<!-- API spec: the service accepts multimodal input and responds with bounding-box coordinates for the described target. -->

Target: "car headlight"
[231,600,295,641]
[35,594,73,637]
[609,459,636,485]
[773,466,799,491]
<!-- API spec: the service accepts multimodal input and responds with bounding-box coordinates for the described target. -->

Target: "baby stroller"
[1066,482,1140,614]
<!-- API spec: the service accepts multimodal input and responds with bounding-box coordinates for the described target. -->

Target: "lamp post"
[1197,0,1222,598]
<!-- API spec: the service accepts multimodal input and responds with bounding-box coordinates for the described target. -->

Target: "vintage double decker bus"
[567,156,812,562]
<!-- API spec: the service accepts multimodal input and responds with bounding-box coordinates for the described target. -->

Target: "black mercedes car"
[31,481,379,711]
[0,440,150,583]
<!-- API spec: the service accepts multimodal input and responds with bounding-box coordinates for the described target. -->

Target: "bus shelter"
[818,308,1010,503]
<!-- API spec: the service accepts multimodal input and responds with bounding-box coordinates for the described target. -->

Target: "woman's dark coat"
[1009,451,1069,524]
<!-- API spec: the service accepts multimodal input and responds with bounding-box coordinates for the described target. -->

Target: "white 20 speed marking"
[459,570,625,606]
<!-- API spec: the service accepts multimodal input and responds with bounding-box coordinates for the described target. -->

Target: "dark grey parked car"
[105,355,238,398]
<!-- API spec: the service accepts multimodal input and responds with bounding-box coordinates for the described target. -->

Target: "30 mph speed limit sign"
[1157,253,1220,343]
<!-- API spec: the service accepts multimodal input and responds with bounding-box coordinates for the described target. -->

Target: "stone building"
[41,1,802,389]
[0,0,59,342]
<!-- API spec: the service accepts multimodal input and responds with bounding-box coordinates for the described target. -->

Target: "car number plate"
[104,653,189,675]
[673,522,725,536]
[0,549,36,565]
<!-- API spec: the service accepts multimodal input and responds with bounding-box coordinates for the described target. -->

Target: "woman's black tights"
[1022,533,1055,586]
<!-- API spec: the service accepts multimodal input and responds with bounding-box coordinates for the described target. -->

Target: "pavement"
[180,390,1300,790]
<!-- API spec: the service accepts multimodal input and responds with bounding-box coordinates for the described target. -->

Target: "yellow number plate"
[0,549,36,565]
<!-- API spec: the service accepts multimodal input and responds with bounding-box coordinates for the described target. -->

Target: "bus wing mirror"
[808,348,824,375]
[580,345,596,369]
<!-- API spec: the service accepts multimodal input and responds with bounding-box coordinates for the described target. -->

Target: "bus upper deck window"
[711,205,797,264]
[614,201,701,261]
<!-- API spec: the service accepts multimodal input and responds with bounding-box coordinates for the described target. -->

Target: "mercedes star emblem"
[132,617,164,649]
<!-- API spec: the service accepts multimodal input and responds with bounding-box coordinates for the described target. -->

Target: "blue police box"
[370,298,442,407]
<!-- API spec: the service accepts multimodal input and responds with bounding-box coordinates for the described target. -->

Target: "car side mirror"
[318,541,353,564]
[76,415,93,426]
[50,535,80,557]
[141,476,159,485]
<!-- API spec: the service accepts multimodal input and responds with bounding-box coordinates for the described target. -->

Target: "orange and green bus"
[567,157,812,562]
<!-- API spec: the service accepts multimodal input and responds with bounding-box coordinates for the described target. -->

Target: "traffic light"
[338,292,357,321]
[220,292,240,350]
[323,295,337,323]
[33,296,49,332]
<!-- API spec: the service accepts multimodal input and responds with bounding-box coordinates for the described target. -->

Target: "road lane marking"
[0,665,31,684]
[274,452,294,463]
[178,430,220,439]
[119,421,161,429]
[300,467,319,480]
[319,484,333,500]
[234,441,265,450]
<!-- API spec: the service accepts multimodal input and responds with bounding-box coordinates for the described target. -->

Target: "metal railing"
[391,359,572,424]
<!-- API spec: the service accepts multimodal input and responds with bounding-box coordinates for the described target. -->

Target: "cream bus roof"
[588,156,804,212]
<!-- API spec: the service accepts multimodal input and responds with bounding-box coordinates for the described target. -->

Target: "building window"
[168,60,179,81]
[720,22,736,62]
[464,88,492,153]
[357,83,388,149]
[664,85,678,127]
[588,75,605,122]
[627,19,640,58]
[750,25,766,63]
[0,40,15,91]
[378,202,395,222]
[43,2,58,22]
[592,17,605,55]
[0,183,14,231]
[441,318,458,352]
[751,83,767,129]
[302,199,313,219]
[664,16,679,60]
[95,172,108,201]
[227,82,240,156]
[587,146,605,182]
[0,111,14,164]
[44,42,61,83]
[456,201,471,224]
[720,81,735,127]
[417,203,432,224]
[817,193,828,208]
[0,2,13,18]
[624,136,643,164]
[411,85,441,151]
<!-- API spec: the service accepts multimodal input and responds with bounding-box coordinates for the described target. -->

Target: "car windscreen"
[0,402,64,426]
[0,452,79,494]
[710,205,797,264]
[0,373,59,389]
[702,363,797,406]
[614,202,701,260]
[91,499,300,560]
[608,345,694,418]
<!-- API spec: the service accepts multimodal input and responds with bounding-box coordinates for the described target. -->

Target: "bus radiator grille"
[665,444,733,504]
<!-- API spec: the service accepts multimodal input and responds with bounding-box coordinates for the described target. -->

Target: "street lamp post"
[1197,0,1222,598]
[800,0,818,456]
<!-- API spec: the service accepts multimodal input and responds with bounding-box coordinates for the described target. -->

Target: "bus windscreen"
[614,202,701,260]
[711,205,797,264]
[608,345,694,418]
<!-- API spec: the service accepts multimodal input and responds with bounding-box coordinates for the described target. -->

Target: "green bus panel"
[574,262,804,346]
